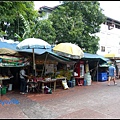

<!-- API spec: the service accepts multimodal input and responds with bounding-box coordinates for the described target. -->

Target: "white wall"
[96,24,120,57]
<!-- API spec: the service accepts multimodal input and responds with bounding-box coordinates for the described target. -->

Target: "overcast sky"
[34,1,61,10]
[34,1,120,21]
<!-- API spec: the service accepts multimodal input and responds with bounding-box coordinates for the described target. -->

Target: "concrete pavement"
[0,79,120,119]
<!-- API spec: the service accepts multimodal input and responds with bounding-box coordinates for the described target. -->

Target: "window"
[106,19,115,30]
[107,47,111,53]
[101,46,105,52]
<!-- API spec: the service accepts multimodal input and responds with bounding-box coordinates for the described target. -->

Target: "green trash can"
[0,86,7,95]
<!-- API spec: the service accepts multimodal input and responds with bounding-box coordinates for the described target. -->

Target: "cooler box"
[98,72,107,82]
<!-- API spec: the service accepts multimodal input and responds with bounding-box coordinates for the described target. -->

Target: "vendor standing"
[19,67,28,94]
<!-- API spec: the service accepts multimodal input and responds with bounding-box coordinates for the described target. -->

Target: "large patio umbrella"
[16,38,51,76]
[53,43,84,59]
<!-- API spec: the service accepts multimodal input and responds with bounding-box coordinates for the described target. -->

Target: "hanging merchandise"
[45,64,54,74]
[0,55,30,67]
[85,61,89,73]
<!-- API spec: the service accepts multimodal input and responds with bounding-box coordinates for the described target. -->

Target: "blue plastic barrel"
[68,80,73,87]
[71,77,76,87]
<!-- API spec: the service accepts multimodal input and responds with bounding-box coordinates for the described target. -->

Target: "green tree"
[49,1,106,53]
[0,1,38,40]
[35,20,56,44]
[0,1,56,44]
[15,14,56,44]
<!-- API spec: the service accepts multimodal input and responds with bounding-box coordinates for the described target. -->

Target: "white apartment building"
[38,6,57,20]
[96,17,120,58]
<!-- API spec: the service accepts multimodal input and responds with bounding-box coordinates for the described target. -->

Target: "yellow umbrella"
[53,43,84,59]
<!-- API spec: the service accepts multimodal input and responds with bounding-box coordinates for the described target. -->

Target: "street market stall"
[0,53,30,94]
[34,51,75,92]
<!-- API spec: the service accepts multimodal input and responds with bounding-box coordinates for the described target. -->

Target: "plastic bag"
[62,80,69,90]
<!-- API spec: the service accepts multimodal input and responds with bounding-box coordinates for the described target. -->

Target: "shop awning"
[0,41,75,65]
[0,41,17,50]
[81,52,111,64]
[17,46,75,64]
[0,41,110,65]
[36,51,75,64]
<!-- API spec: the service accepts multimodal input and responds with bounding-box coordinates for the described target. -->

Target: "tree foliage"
[35,20,56,44]
[49,1,106,53]
[15,15,56,44]
[0,1,56,44]
[0,1,106,53]
[0,1,38,40]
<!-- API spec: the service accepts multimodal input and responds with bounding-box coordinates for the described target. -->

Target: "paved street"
[1,79,120,119]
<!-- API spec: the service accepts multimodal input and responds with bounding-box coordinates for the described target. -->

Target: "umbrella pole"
[32,48,36,76]
[97,61,99,82]
[41,52,49,77]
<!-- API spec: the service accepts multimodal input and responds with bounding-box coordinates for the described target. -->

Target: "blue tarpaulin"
[0,41,17,50]
[0,41,53,55]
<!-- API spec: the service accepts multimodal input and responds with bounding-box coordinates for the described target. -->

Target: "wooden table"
[38,79,57,93]
[56,77,67,81]
[0,77,10,85]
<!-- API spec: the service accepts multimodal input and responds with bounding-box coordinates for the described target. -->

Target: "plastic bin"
[8,84,13,91]
[68,80,73,87]
[72,79,76,87]
[0,86,7,95]
[98,72,107,82]
[71,77,76,87]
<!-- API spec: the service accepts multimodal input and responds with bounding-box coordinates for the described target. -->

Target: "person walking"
[19,67,28,94]
[108,63,117,86]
